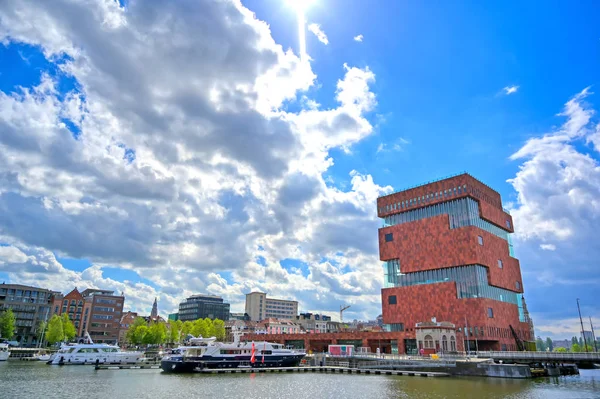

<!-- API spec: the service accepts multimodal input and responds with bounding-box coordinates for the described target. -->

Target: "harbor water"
[0,362,599,398]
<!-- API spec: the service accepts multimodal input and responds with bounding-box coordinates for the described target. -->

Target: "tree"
[553,347,567,353]
[571,336,578,347]
[535,337,546,352]
[181,321,193,339]
[545,337,553,352]
[145,322,167,345]
[213,319,225,341]
[168,320,182,343]
[192,318,209,338]
[0,309,16,339]
[204,318,216,338]
[571,343,581,352]
[46,315,65,344]
[61,314,77,341]
[126,317,148,345]
[138,326,151,344]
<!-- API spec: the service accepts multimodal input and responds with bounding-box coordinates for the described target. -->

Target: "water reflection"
[0,362,598,399]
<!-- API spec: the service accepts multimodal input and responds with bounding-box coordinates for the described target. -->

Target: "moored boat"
[0,342,10,361]
[161,336,305,373]
[47,333,143,365]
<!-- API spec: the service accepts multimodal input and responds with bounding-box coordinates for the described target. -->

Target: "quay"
[93,364,449,377]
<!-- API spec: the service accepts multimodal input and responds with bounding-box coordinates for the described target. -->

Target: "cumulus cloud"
[308,23,328,45]
[503,85,519,95]
[354,34,363,42]
[508,87,600,337]
[0,0,387,319]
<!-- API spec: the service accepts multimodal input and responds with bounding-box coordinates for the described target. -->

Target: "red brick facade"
[378,173,530,351]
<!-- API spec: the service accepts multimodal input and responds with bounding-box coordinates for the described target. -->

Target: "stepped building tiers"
[378,173,533,352]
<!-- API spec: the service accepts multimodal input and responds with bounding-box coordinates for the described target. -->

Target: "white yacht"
[0,342,10,361]
[48,333,143,365]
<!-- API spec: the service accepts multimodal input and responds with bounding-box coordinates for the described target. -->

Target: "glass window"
[385,233,393,242]
[388,295,397,305]
[498,259,503,268]
[516,281,521,290]
[478,236,483,245]
[505,220,511,229]
[487,308,494,318]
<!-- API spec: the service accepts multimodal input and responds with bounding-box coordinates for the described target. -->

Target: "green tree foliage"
[126,317,149,345]
[204,318,215,337]
[168,320,182,343]
[61,314,77,341]
[571,336,578,346]
[145,322,167,344]
[571,343,581,352]
[46,315,65,344]
[192,318,208,338]
[0,309,16,339]
[181,321,194,339]
[213,319,225,341]
[535,337,546,352]
[553,347,567,353]
[545,337,553,352]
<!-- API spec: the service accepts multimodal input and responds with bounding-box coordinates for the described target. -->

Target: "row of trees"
[0,309,16,339]
[536,336,598,352]
[126,317,226,345]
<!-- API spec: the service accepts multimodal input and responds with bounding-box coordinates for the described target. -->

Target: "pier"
[93,364,449,377]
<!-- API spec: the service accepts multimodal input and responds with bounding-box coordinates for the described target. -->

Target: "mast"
[577,298,588,352]
[589,316,598,352]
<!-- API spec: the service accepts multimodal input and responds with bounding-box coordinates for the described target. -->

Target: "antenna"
[340,305,350,323]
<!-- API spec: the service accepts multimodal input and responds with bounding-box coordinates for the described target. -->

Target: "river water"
[1,362,599,399]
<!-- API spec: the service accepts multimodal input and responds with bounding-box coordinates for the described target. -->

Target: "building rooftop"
[377,172,501,200]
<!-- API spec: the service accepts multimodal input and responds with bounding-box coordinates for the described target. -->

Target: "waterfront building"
[245,292,298,322]
[51,288,92,337]
[118,311,138,345]
[378,173,533,352]
[0,283,53,346]
[168,313,179,321]
[415,320,457,355]
[257,318,303,335]
[230,312,250,321]
[82,289,125,343]
[178,294,230,321]
[295,313,338,333]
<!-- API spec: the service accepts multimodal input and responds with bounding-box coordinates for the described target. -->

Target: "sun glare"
[287,0,317,12]
[287,0,317,62]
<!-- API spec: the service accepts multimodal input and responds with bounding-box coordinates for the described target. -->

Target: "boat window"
[260,350,272,355]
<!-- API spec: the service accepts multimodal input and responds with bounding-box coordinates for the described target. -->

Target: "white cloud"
[503,85,519,95]
[508,87,600,337]
[376,138,409,154]
[308,23,328,45]
[353,34,363,42]
[0,0,387,319]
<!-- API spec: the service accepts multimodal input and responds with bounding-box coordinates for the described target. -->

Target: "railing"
[478,351,600,361]
[378,172,469,199]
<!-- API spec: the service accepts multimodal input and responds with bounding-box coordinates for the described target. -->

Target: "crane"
[340,305,350,323]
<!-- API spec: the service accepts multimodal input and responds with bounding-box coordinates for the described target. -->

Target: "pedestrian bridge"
[477,351,600,365]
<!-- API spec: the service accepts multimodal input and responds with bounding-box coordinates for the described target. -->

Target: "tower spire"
[151,297,158,319]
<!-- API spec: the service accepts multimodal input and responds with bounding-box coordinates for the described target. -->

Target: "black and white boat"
[160,335,305,373]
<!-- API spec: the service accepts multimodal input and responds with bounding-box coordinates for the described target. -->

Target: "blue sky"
[0,0,599,340]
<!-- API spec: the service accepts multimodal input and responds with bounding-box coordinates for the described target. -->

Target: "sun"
[287,0,317,12]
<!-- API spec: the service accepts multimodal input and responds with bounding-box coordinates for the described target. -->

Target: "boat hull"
[161,354,305,373]
[0,352,10,361]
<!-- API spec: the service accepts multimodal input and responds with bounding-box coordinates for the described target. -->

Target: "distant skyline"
[0,0,599,340]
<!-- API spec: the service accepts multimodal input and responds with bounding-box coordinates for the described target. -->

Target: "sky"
[0,0,599,340]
